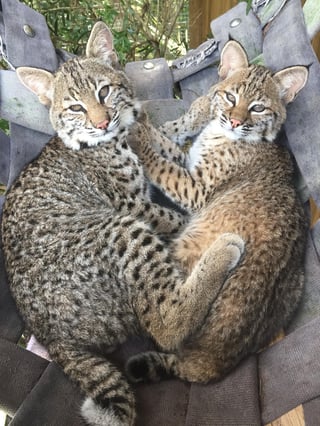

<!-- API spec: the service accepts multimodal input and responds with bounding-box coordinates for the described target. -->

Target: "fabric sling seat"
[0,0,320,424]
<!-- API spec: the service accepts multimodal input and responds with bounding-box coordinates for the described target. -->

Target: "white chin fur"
[81,397,127,426]
[58,130,118,151]
[62,138,81,151]
[202,119,263,143]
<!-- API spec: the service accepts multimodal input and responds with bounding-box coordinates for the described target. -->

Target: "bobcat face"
[16,22,141,151]
[51,59,141,150]
[210,65,287,143]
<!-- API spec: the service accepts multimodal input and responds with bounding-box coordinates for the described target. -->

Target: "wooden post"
[189,0,238,48]
[303,0,320,59]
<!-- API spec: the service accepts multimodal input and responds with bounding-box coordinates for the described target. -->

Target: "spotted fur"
[126,41,309,384]
[1,24,244,425]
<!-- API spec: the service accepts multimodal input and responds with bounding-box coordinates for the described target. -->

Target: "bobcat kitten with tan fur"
[1,24,245,426]
[127,41,308,383]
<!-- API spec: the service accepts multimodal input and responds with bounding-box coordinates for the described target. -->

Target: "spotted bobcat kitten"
[1,24,244,426]
[126,40,308,384]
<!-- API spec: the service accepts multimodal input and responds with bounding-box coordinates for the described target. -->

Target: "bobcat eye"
[69,104,86,113]
[250,104,265,113]
[225,92,236,105]
[98,85,110,103]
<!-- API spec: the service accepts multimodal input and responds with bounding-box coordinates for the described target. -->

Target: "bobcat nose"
[96,119,109,130]
[230,118,242,128]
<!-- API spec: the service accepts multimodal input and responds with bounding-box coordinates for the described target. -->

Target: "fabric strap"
[185,357,261,426]
[1,0,57,70]
[0,130,9,185]
[0,239,23,342]
[259,316,320,424]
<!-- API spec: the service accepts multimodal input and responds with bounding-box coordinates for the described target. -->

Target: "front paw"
[127,134,139,154]
[159,126,185,146]
[127,124,146,156]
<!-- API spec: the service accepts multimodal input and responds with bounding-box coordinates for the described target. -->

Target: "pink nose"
[230,118,242,128]
[96,119,109,130]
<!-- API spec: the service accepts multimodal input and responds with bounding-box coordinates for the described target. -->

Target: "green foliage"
[0,119,9,135]
[22,1,188,63]
[0,59,9,134]
[245,0,253,14]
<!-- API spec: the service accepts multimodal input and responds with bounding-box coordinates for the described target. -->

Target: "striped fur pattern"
[1,24,245,425]
[126,41,309,384]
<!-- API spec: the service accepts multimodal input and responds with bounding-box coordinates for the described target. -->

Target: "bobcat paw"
[125,354,150,383]
[126,352,169,384]
[127,122,148,155]
[159,124,186,146]
[213,233,245,272]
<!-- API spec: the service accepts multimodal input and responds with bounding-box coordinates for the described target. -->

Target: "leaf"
[246,0,253,14]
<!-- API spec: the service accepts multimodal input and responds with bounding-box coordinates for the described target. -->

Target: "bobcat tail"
[49,342,136,426]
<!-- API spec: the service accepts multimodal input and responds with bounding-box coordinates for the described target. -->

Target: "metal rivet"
[143,62,155,70]
[230,18,241,28]
[23,24,36,37]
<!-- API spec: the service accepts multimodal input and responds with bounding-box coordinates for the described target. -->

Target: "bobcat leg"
[126,349,222,384]
[159,94,211,145]
[128,116,187,165]
[137,233,245,350]
[142,200,187,235]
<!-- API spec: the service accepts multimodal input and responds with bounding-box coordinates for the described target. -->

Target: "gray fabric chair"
[0,0,320,424]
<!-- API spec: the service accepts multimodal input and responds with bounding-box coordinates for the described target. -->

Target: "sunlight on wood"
[0,410,6,426]
[266,405,305,426]
[189,0,238,48]
[310,198,320,228]
[269,330,285,346]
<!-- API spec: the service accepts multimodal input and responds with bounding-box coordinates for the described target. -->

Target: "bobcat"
[126,40,309,384]
[1,24,244,426]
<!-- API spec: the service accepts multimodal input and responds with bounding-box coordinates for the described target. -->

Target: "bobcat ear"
[273,66,309,104]
[86,21,119,67]
[218,40,249,80]
[16,67,54,106]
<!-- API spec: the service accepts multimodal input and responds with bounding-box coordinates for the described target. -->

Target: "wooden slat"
[189,0,238,48]
[265,405,305,426]
[310,198,320,228]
